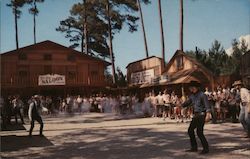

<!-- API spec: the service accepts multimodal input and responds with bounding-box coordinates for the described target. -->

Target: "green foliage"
[115,67,127,87]
[26,0,44,16]
[6,0,27,18]
[56,0,150,58]
[186,39,249,76]
[105,67,127,87]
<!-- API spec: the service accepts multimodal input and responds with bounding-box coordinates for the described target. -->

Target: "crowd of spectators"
[0,84,244,129]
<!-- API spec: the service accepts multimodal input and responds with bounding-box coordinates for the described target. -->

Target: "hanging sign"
[131,69,154,85]
[38,74,66,86]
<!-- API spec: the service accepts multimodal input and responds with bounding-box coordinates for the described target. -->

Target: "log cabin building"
[0,40,110,97]
[126,50,215,96]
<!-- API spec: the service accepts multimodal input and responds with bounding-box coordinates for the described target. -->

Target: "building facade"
[1,40,109,97]
[162,50,215,94]
[126,56,165,87]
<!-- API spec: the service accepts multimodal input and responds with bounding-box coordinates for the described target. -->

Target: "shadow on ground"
[1,114,249,159]
[2,126,249,159]
[1,124,26,131]
[1,135,54,152]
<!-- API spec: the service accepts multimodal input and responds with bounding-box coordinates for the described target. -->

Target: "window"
[19,70,28,77]
[44,65,52,74]
[67,54,76,61]
[89,64,99,76]
[176,56,183,70]
[68,71,76,79]
[18,65,29,76]
[44,54,52,60]
[91,71,98,76]
[18,53,27,60]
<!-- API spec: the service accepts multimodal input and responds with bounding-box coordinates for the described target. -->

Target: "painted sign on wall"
[38,74,66,86]
[131,69,154,85]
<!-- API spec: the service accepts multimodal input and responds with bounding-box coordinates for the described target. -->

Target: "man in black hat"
[28,95,44,137]
[182,81,211,154]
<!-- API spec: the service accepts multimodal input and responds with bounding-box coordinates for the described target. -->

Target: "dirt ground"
[1,113,250,159]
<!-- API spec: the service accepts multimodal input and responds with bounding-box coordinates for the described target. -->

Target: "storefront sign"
[131,69,154,85]
[38,74,65,86]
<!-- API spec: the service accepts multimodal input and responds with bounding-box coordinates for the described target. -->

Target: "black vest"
[32,101,40,117]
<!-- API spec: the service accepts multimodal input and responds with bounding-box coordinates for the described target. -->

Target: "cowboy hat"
[232,80,242,87]
[189,80,201,87]
[33,95,40,98]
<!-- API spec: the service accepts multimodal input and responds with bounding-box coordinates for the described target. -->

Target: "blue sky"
[1,0,250,73]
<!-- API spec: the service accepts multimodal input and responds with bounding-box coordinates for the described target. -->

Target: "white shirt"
[77,97,83,103]
[163,94,170,104]
[120,96,127,105]
[151,96,158,105]
[158,95,164,105]
[240,88,250,104]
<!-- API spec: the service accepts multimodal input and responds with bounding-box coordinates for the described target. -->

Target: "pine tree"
[7,0,27,49]
[57,0,150,85]
[26,0,45,44]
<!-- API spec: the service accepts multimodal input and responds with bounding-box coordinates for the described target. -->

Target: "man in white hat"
[233,80,250,138]
[28,95,44,137]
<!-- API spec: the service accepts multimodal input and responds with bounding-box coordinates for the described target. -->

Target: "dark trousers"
[13,107,24,124]
[120,104,127,114]
[229,105,238,123]
[156,105,163,117]
[209,101,217,123]
[29,115,43,136]
[188,114,209,150]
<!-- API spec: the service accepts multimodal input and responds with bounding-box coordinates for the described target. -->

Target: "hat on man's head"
[189,80,201,87]
[232,80,242,87]
[33,95,39,98]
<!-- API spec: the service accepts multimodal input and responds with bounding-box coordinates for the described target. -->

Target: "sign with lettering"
[131,69,154,85]
[38,74,66,86]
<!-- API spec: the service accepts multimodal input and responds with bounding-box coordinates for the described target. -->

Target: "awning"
[168,75,200,84]
[134,68,209,89]
[139,83,156,88]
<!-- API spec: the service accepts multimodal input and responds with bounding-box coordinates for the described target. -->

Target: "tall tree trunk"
[83,0,88,55]
[107,0,116,85]
[180,0,183,51]
[33,1,37,44]
[14,6,19,49]
[158,0,165,68]
[137,0,149,58]
[81,35,84,53]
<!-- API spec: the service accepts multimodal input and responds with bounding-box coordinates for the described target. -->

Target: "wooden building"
[126,50,216,96]
[0,40,110,97]
[126,56,165,87]
[162,50,215,94]
[241,50,250,89]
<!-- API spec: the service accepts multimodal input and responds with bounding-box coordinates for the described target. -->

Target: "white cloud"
[225,47,234,56]
[239,34,250,48]
[226,34,250,55]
